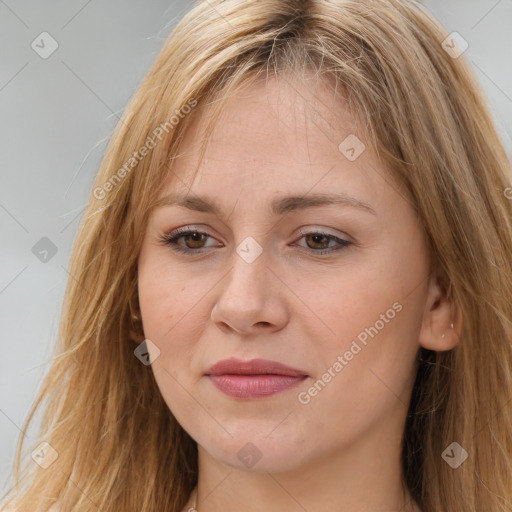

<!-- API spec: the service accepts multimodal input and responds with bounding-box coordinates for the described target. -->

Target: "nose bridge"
[227,236,269,299]
[211,236,288,333]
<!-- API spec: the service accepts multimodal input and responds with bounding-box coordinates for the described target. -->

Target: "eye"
[293,229,353,255]
[158,227,221,254]
[158,226,352,256]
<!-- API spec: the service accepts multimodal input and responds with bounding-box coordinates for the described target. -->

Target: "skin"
[137,73,460,512]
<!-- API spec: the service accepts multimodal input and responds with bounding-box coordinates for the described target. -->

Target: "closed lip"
[205,357,308,377]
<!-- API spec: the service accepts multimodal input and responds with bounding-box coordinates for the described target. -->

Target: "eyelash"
[158,227,353,256]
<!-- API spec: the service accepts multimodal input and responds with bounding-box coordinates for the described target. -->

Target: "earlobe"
[418,272,462,352]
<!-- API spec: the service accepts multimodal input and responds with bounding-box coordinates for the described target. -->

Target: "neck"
[184,445,421,512]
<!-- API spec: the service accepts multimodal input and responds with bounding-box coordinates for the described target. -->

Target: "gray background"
[1,0,511,496]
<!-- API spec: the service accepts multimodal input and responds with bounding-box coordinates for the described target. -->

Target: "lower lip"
[207,374,307,399]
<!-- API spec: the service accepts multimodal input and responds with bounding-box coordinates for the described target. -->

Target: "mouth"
[205,358,309,399]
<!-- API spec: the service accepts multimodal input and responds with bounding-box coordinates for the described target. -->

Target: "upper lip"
[205,358,308,377]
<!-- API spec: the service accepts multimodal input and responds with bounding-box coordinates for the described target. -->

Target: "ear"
[418,270,462,351]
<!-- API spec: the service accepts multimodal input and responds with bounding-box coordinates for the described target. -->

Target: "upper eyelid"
[165,226,350,245]
[167,225,345,236]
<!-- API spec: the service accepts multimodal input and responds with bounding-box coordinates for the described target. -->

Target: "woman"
[2,0,512,511]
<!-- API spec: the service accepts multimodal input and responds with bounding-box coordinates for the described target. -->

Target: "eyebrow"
[151,192,376,217]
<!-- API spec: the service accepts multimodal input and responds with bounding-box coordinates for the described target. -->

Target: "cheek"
[296,300,418,444]
[138,249,198,340]
[299,248,424,396]
[137,253,216,389]
[137,258,204,418]
[295,258,399,343]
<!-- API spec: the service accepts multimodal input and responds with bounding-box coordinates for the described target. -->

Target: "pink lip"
[205,358,309,399]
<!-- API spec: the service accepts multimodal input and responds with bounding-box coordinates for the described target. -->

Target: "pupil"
[187,233,204,247]
[309,234,327,248]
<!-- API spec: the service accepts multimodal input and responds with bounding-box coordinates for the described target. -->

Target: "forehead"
[181,74,362,163]
[155,74,395,217]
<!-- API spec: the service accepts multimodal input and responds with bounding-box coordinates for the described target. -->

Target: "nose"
[210,245,290,336]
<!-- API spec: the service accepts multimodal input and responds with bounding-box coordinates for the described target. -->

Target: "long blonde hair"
[3,0,512,510]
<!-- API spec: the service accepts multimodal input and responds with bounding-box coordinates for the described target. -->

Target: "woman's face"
[137,75,433,473]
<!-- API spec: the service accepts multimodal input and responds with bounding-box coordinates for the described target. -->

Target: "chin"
[197,429,312,474]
